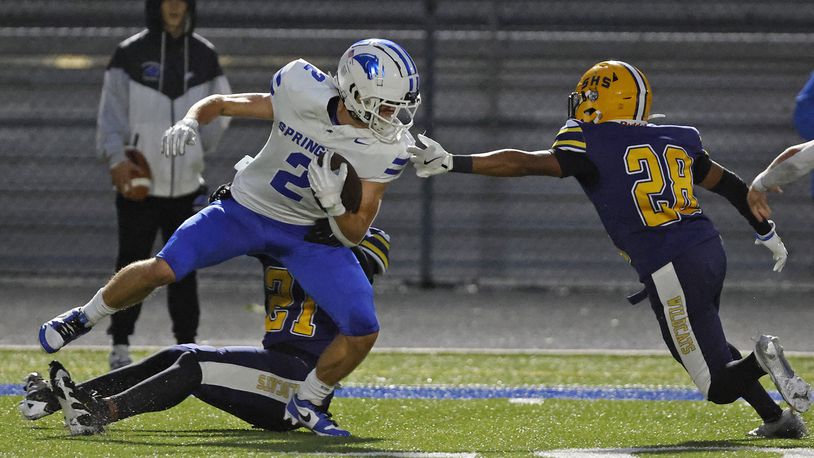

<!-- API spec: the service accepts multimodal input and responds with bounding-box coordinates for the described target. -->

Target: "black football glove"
[208,182,232,204]
[304,218,343,247]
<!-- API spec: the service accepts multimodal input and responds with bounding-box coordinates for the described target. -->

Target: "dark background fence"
[2,0,814,290]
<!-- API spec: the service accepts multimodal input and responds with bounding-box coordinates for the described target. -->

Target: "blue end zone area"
[2,385,23,396]
[1,383,783,402]
[336,385,707,401]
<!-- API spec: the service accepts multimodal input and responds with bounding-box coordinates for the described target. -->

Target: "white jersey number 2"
[268,63,328,203]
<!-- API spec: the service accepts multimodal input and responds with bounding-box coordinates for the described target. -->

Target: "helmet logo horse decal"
[352,53,383,82]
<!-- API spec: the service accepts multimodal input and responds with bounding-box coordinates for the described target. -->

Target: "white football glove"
[408,133,453,178]
[162,117,199,157]
[308,151,347,217]
[754,220,788,272]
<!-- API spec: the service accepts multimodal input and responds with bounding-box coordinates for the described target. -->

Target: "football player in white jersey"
[38,38,420,437]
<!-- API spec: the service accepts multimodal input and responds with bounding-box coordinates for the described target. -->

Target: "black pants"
[79,344,322,431]
[108,193,200,345]
[644,237,780,421]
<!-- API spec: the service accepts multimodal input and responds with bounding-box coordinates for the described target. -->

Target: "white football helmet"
[336,38,421,143]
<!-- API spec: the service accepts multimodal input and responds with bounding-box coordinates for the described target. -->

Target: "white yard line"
[537,447,814,457]
[279,453,477,458]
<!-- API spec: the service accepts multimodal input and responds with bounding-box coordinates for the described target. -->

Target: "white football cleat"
[18,372,59,420]
[49,361,104,436]
[755,335,811,413]
[748,409,808,439]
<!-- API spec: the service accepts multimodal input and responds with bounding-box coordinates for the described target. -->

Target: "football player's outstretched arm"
[163,94,273,157]
[408,134,563,177]
[189,93,274,124]
[467,149,564,177]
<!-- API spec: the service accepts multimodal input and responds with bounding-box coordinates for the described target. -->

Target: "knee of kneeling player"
[163,346,203,368]
[174,351,203,382]
[151,345,192,364]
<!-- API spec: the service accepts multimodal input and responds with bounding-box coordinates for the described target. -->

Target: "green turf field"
[2,348,813,457]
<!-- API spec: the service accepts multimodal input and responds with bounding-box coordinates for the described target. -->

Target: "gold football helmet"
[568,61,652,124]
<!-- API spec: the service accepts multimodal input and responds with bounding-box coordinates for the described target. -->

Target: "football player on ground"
[748,139,814,222]
[20,229,390,436]
[409,61,811,438]
[38,38,419,437]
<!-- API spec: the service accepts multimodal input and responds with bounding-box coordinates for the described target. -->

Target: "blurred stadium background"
[3,0,814,291]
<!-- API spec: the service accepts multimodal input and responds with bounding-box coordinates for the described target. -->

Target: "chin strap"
[581,108,602,123]
[346,106,363,123]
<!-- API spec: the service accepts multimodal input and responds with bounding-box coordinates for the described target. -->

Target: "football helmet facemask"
[336,38,421,143]
[568,60,652,124]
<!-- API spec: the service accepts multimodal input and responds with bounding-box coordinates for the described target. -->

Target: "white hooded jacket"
[96,0,230,197]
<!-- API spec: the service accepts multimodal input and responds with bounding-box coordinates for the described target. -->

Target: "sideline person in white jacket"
[95,0,231,370]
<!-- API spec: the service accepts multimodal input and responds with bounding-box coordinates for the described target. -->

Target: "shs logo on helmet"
[336,38,421,144]
[568,61,652,124]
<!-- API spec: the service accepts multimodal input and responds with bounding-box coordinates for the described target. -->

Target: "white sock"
[297,369,334,406]
[80,288,116,325]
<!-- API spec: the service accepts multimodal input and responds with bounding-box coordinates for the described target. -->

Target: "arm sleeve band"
[710,168,772,235]
[691,152,713,184]
[451,155,473,173]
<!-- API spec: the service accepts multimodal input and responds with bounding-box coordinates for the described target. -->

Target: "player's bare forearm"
[187,93,274,125]
[470,149,563,177]
[332,181,385,244]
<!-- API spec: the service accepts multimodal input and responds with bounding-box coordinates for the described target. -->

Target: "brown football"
[125,148,152,201]
[317,152,362,213]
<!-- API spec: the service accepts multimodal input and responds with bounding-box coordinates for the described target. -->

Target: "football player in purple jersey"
[411,61,810,438]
